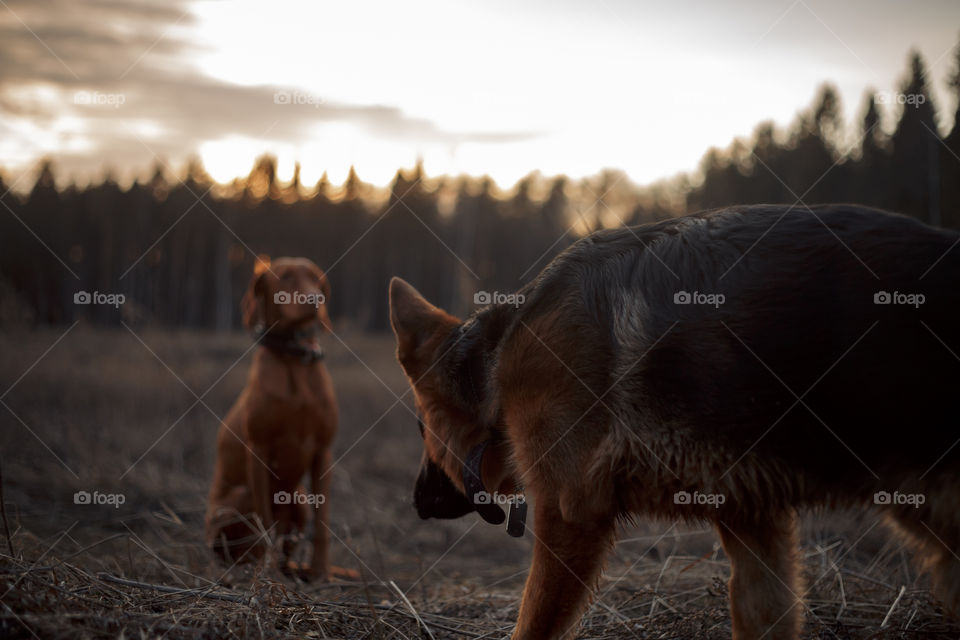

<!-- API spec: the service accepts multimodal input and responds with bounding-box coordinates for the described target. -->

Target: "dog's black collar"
[463,437,527,537]
[256,324,324,364]
[463,440,506,526]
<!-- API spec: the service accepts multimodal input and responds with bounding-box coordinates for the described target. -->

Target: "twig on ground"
[390,579,436,640]
[0,457,14,558]
[880,585,906,628]
[99,573,254,605]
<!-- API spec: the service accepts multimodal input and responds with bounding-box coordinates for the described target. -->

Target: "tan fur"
[390,278,519,494]
[717,515,804,640]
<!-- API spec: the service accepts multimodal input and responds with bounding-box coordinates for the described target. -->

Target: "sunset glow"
[1,0,959,189]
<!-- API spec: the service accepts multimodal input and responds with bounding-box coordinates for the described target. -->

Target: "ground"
[0,327,956,639]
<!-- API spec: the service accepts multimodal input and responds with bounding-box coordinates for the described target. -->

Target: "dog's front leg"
[308,447,332,580]
[512,497,615,640]
[246,444,275,541]
[717,513,803,640]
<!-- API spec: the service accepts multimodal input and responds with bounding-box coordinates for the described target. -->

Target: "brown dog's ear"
[241,255,272,329]
[314,264,332,333]
[389,277,457,366]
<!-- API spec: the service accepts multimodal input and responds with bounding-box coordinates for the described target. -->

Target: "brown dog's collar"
[463,438,527,537]
[256,325,324,363]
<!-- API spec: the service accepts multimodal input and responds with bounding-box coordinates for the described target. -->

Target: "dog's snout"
[414,459,474,520]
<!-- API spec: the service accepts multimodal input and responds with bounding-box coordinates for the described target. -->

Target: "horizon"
[2,66,956,201]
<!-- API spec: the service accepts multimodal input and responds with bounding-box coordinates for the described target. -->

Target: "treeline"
[0,161,606,330]
[2,46,959,331]
[690,50,960,228]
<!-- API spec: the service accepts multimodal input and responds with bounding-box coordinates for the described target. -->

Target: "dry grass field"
[0,326,957,638]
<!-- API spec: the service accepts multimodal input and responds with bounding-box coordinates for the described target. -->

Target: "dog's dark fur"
[390,204,960,640]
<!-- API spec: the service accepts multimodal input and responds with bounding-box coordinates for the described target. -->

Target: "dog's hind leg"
[910,525,960,615]
[206,485,265,562]
[511,498,615,640]
[717,512,804,640]
[884,493,960,615]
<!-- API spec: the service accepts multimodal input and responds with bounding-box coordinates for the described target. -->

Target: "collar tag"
[506,496,527,537]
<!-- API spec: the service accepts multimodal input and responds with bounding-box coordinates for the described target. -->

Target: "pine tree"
[790,84,844,202]
[941,34,960,228]
[890,51,940,223]
[853,90,891,207]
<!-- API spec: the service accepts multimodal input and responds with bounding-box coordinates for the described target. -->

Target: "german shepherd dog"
[389,204,960,640]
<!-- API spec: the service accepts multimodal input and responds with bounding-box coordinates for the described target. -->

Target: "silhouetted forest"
[3,46,960,331]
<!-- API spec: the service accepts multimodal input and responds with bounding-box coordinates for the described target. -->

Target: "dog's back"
[393,205,960,639]
[501,205,960,504]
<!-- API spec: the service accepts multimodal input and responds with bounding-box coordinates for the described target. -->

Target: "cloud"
[0,0,541,183]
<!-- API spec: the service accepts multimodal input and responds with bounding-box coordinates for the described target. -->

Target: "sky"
[1,0,960,193]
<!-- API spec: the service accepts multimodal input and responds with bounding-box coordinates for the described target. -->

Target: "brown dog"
[205,256,354,580]
[390,204,960,639]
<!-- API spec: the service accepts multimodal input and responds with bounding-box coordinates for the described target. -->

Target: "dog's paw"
[296,563,360,582]
[328,565,361,581]
[282,560,309,577]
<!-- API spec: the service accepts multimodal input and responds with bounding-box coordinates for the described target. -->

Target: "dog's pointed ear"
[389,277,457,367]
